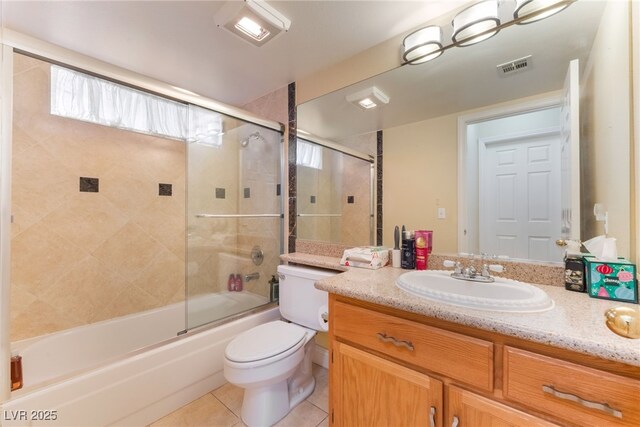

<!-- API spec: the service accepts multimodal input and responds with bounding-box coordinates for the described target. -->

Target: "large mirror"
[298,0,633,263]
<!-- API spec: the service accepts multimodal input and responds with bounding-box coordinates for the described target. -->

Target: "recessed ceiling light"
[215,0,291,47]
[358,98,377,109]
[235,17,270,41]
[346,87,390,111]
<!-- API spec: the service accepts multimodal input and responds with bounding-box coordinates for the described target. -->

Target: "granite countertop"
[280,253,347,271]
[313,265,640,367]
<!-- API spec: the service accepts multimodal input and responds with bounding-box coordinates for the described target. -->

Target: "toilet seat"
[225,321,308,368]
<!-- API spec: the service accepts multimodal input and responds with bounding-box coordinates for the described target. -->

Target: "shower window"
[50,65,188,140]
[297,139,323,169]
[50,65,224,147]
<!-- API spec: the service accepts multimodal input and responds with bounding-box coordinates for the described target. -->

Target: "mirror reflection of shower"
[240,131,266,147]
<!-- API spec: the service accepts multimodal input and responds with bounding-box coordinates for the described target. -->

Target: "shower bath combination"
[1,46,284,426]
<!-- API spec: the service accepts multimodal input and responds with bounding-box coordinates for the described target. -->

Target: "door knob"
[555,239,567,247]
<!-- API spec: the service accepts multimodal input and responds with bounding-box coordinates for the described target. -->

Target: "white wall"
[581,0,631,259]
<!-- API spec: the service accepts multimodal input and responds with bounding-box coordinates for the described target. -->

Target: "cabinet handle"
[429,406,436,427]
[376,332,414,351]
[542,385,622,418]
[451,415,459,427]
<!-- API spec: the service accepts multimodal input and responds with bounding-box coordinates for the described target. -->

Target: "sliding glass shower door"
[186,105,283,330]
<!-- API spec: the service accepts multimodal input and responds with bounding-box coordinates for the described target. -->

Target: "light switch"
[438,207,446,219]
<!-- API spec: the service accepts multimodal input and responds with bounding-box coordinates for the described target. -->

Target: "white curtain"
[51,65,222,146]
[297,139,323,169]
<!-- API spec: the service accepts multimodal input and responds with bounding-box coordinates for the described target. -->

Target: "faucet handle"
[443,260,456,268]
[489,264,505,273]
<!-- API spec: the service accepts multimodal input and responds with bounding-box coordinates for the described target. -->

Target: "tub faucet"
[244,272,260,282]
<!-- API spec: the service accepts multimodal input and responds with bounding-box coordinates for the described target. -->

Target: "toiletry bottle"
[234,274,243,292]
[228,274,235,292]
[401,230,415,269]
[415,230,428,270]
[269,275,279,302]
[392,225,402,267]
[11,353,22,391]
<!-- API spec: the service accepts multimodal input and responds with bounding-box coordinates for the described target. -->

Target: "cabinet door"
[332,341,443,427]
[448,386,558,427]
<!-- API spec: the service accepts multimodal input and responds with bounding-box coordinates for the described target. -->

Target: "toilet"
[223,264,336,427]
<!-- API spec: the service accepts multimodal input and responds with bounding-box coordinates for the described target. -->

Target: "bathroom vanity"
[311,265,640,427]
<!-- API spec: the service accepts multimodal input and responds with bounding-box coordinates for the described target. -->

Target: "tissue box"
[340,246,389,270]
[585,257,638,303]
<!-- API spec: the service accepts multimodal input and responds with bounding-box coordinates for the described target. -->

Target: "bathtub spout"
[244,272,260,282]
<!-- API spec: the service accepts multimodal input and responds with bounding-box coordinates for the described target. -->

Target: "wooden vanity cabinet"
[448,385,558,427]
[332,341,443,427]
[328,294,640,427]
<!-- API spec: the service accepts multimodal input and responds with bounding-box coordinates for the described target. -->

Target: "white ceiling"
[0,0,468,106]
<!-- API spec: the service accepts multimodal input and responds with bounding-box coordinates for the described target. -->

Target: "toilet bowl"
[223,265,336,427]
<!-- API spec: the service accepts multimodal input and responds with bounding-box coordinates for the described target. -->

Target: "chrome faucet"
[244,272,260,282]
[443,253,505,283]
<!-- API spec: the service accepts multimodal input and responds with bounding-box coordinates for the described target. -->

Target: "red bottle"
[234,274,243,292]
[227,274,235,291]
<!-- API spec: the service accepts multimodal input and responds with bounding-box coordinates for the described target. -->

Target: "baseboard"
[313,344,329,369]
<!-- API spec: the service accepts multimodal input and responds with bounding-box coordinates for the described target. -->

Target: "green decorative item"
[585,257,638,304]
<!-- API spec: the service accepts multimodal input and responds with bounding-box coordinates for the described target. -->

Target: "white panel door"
[560,59,580,240]
[480,132,562,262]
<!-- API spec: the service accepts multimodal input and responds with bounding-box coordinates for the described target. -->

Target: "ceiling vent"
[497,55,532,76]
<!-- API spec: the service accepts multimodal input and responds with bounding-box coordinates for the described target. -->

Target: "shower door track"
[195,213,284,218]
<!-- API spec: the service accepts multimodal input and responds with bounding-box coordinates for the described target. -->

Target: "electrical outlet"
[437,207,446,219]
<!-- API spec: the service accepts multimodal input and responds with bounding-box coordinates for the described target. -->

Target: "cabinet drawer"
[503,347,640,426]
[332,300,493,391]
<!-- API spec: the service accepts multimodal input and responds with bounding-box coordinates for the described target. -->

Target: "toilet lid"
[225,321,307,363]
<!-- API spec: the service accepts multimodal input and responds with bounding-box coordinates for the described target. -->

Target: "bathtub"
[1,292,279,426]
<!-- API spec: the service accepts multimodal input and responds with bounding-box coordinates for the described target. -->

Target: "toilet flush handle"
[321,312,328,323]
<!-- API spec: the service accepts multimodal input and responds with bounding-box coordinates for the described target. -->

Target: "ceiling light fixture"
[403,25,443,64]
[452,0,500,47]
[346,87,390,111]
[215,0,291,47]
[513,0,573,24]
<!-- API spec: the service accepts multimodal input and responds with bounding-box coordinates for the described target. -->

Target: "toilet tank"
[276,264,337,331]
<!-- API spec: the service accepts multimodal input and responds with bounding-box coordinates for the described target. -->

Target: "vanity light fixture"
[513,0,573,24]
[403,25,444,64]
[215,0,291,47]
[346,87,390,111]
[452,0,500,47]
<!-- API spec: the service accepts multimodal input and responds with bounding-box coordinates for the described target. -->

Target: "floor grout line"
[306,399,328,415]
[316,415,329,427]
[210,389,242,419]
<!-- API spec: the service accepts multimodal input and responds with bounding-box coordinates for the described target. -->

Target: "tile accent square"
[347,196,354,204]
[244,187,251,198]
[159,183,172,196]
[276,183,281,196]
[215,188,226,199]
[79,177,99,193]
[310,195,316,204]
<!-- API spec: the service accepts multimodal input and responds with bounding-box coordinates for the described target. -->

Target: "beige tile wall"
[10,54,187,341]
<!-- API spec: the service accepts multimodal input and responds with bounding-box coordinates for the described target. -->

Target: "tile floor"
[150,364,329,427]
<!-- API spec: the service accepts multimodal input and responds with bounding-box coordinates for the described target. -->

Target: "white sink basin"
[396,270,554,313]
